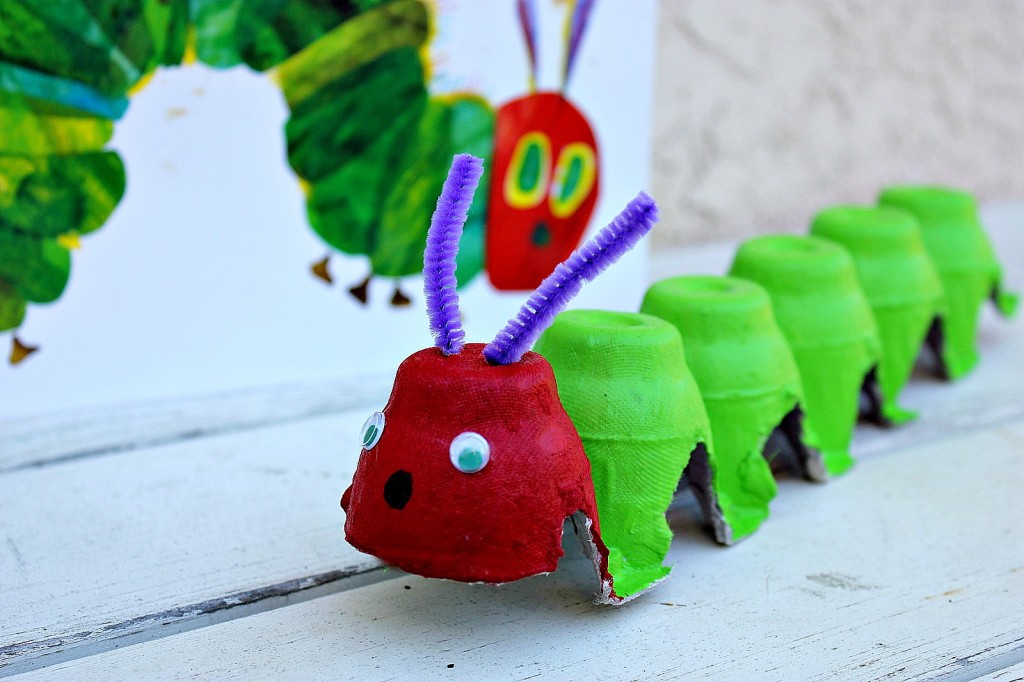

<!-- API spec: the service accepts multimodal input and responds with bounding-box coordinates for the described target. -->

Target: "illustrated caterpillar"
[289,0,602,299]
[0,0,600,363]
[340,154,1018,604]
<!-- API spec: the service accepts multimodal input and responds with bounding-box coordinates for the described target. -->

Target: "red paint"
[341,343,610,586]
[486,92,600,291]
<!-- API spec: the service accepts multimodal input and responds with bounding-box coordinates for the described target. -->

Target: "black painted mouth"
[384,470,413,510]
[531,220,552,247]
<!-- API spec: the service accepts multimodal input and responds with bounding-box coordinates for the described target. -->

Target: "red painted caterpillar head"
[340,154,656,599]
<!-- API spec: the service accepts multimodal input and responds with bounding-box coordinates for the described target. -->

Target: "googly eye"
[449,431,490,474]
[361,411,385,450]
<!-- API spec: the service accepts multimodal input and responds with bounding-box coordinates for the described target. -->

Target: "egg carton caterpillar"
[340,155,1018,604]
[1,0,599,363]
[341,153,652,604]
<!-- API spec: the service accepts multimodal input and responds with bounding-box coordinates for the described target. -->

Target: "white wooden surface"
[1,205,1022,680]
[0,374,393,473]
[11,419,1024,682]
[0,409,387,674]
[977,660,1024,682]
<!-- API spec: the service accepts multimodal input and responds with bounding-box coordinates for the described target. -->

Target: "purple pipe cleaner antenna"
[516,0,539,92]
[424,154,484,356]
[562,0,595,89]
[483,192,659,365]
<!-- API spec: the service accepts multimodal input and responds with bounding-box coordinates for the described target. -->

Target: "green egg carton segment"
[641,275,813,542]
[535,309,717,598]
[879,185,1019,379]
[811,206,945,424]
[729,236,880,477]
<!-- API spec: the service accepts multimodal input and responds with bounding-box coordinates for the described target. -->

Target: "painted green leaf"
[0,61,129,119]
[0,231,71,304]
[191,0,365,71]
[371,100,452,278]
[275,0,428,107]
[239,0,366,72]
[286,47,425,182]
[305,102,424,257]
[190,0,276,69]
[448,95,495,286]
[0,0,142,97]
[0,151,125,238]
[0,277,27,331]
[94,0,192,72]
[0,91,112,155]
[153,0,191,66]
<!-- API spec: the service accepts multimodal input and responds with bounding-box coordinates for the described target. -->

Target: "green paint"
[530,222,550,247]
[0,0,137,97]
[535,310,712,598]
[0,149,123,327]
[448,96,494,285]
[0,230,70,304]
[192,0,377,72]
[292,46,426,258]
[286,38,494,282]
[0,152,126,238]
[372,99,453,276]
[0,91,113,156]
[286,47,426,183]
[0,0,186,98]
[811,206,944,423]
[457,449,484,472]
[559,156,583,203]
[0,277,26,332]
[729,236,880,476]
[0,61,129,119]
[518,141,542,193]
[0,0,154,335]
[376,94,493,283]
[146,0,191,67]
[362,424,378,448]
[0,1,489,336]
[642,276,801,540]
[275,0,428,106]
[879,186,1018,379]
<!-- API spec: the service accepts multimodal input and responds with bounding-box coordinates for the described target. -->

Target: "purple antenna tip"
[424,154,484,355]
[483,192,658,365]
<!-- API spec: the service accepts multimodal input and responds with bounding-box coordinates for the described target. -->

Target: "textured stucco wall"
[651,0,1024,248]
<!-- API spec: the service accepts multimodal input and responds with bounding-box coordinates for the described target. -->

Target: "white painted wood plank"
[13,420,1024,681]
[0,408,385,675]
[975,660,1024,682]
[0,375,393,473]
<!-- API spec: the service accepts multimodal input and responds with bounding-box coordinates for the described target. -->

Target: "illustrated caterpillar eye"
[503,131,551,210]
[449,431,490,474]
[361,411,385,450]
[549,142,597,219]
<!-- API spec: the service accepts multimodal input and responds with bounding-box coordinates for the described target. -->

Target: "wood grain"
[0,375,393,474]
[12,421,1024,681]
[0,409,386,675]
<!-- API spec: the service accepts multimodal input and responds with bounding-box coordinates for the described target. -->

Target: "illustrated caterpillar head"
[486,0,601,291]
[340,153,656,598]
